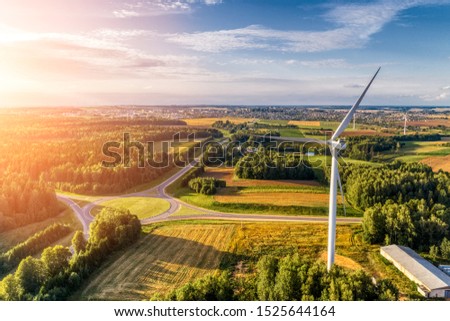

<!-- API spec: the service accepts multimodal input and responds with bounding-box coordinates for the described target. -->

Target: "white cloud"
[113,9,140,18]
[420,92,449,101]
[166,0,450,53]
[0,27,200,80]
[442,85,450,90]
[292,59,348,68]
[113,0,222,18]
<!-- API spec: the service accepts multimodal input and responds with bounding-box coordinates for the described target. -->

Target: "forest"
[0,111,220,232]
[342,161,450,251]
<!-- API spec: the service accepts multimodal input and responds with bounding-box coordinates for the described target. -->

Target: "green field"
[75,221,418,300]
[93,197,171,219]
[171,205,209,217]
[379,141,450,163]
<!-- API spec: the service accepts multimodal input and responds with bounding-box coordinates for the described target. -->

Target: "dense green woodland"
[0,112,220,232]
[0,173,61,232]
[0,208,141,300]
[342,162,450,251]
[235,150,315,180]
[166,254,398,301]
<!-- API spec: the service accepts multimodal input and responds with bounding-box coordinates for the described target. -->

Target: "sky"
[1,0,450,107]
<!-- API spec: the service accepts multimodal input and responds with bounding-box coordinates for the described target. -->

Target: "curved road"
[57,159,361,236]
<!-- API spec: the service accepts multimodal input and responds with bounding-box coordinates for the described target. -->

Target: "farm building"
[380,245,450,298]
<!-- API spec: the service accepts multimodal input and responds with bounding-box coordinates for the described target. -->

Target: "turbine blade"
[337,170,346,217]
[332,67,381,140]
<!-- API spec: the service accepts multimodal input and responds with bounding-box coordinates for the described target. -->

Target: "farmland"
[422,155,450,172]
[214,192,338,207]
[288,120,321,127]
[75,222,237,300]
[74,221,418,300]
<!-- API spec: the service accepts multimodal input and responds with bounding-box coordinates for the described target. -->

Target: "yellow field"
[183,117,255,127]
[203,167,320,188]
[319,252,363,270]
[77,224,237,300]
[422,155,450,172]
[288,120,321,127]
[214,192,337,207]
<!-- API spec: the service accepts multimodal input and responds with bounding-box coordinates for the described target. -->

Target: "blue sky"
[0,0,450,106]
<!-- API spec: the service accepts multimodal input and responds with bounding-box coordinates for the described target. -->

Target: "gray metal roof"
[381,245,450,291]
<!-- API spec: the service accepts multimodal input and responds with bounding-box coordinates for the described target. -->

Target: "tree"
[441,238,450,259]
[41,245,71,277]
[0,274,20,300]
[15,257,47,298]
[273,255,301,300]
[377,279,399,301]
[256,255,278,300]
[429,245,440,260]
[72,231,87,254]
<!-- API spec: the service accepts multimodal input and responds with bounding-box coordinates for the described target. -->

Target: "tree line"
[235,150,315,180]
[166,254,398,301]
[0,208,141,300]
[0,224,72,277]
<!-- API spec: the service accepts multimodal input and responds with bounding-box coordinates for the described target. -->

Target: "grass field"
[171,205,208,217]
[75,221,418,300]
[92,197,170,219]
[183,117,255,127]
[0,204,82,253]
[75,223,237,300]
[381,141,450,163]
[278,127,306,137]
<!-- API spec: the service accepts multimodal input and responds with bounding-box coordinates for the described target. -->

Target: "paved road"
[57,143,362,235]
[56,195,91,236]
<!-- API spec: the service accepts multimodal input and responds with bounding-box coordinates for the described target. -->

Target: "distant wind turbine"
[261,67,381,271]
[403,111,408,135]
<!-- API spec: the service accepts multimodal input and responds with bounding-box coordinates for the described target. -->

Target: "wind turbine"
[403,110,408,135]
[260,67,381,271]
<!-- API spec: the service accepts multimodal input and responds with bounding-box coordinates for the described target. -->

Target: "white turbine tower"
[404,111,407,135]
[262,67,381,271]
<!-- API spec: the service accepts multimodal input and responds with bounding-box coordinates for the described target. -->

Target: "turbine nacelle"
[329,139,346,151]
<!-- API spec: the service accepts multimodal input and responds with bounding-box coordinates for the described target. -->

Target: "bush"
[188,177,226,195]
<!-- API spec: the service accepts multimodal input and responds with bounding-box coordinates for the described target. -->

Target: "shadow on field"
[78,231,247,300]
